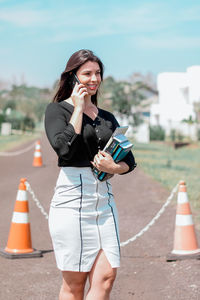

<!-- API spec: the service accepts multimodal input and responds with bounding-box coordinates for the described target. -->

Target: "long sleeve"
[44,103,79,160]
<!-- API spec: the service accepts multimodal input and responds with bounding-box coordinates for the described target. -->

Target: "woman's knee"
[102,270,117,292]
[62,280,85,295]
[61,271,88,294]
[90,268,117,294]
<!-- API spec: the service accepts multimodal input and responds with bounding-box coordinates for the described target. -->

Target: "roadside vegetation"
[134,141,200,226]
[0,132,41,151]
[0,85,52,132]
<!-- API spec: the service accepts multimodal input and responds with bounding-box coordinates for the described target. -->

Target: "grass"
[133,141,200,226]
[0,131,42,151]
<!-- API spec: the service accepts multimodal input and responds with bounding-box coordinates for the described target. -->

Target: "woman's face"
[76,61,101,96]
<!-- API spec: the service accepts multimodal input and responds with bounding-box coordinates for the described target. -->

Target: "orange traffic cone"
[167,181,200,261]
[0,178,42,258]
[32,140,43,167]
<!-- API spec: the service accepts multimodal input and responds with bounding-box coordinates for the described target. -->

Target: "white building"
[150,66,200,139]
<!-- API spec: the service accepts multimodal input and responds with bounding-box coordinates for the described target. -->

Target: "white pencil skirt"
[48,167,120,272]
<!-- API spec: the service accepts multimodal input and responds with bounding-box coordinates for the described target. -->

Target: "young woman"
[45,49,136,300]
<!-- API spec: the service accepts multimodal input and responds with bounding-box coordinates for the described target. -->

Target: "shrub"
[0,113,6,128]
[170,129,176,142]
[5,111,35,131]
[150,125,165,141]
[176,131,184,142]
[23,116,35,131]
[197,129,200,141]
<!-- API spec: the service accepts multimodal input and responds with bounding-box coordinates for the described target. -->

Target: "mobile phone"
[70,73,81,89]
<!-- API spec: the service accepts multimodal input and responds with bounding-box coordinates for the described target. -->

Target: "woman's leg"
[59,271,88,300]
[86,250,117,300]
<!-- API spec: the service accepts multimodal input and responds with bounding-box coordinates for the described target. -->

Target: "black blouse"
[44,101,136,174]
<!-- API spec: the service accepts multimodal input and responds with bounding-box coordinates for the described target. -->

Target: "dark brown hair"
[53,49,104,105]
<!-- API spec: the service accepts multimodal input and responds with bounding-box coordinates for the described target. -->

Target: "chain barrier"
[0,142,35,157]
[25,179,178,247]
[25,181,49,220]
[120,183,178,247]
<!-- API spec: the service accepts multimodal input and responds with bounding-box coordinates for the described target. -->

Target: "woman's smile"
[87,84,98,90]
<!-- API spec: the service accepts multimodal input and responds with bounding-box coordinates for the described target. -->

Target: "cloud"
[47,3,171,42]
[137,36,200,49]
[1,1,200,47]
[0,6,51,27]
[108,3,169,31]
[0,2,171,33]
[179,5,200,21]
[47,2,200,43]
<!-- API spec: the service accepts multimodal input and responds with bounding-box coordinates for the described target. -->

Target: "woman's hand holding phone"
[69,79,88,134]
[71,81,88,112]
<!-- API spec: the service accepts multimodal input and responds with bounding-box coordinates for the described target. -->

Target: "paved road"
[0,134,200,300]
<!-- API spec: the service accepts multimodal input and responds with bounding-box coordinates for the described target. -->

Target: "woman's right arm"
[44,103,80,159]
[69,83,88,134]
[45,83,88,159]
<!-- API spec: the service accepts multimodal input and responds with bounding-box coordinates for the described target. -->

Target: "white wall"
[187,66,200,104]
[150,66,200,139]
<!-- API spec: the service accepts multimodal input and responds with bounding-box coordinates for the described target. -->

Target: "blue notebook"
[93,127,133,181]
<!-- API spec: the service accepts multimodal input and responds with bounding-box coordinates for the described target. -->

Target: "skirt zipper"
[95,178,102,248]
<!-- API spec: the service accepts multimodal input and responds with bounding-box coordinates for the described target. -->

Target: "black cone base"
[166,252,200,262]
[0,248,43,259]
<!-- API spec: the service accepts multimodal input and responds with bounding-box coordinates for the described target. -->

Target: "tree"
[0,84,51,129]
[129,71,157,90]
[182,115,195,138]
[110,82,145,127]
[111,82,132,115]
[3,99,16,111]
[98,76,116,111]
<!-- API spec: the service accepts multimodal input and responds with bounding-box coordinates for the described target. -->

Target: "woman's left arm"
[91,111,136,175]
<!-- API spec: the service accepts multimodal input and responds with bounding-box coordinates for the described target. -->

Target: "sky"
[0,0,200,88]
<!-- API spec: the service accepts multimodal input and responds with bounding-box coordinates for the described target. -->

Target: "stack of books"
[93,130,133,181]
